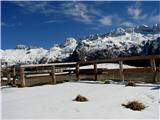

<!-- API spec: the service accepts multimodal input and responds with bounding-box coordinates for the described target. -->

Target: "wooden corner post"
[51,65,56,84]
[94,63,98,80]
[119,61,124,83]
[20,67,26,87]
[76,63,80,81]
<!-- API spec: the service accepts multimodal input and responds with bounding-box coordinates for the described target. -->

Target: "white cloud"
[128,1,147,20]
[14,1,57,14]
[14,1,101,24]
[128,7,141,19]
[99,16,112,26]
[1,22,7,26]
[121,21,136,27]
[61,2,93,24]
[42,20,62,24]
[98,14,122,26]
[149,14,160,23]
[1,21,22,27]
[43,20,57,24]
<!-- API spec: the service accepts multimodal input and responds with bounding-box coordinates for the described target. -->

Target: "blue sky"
[1,1,160,49]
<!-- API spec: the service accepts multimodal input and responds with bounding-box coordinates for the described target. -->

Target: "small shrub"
[126,80,136,86]
[122,100,145,111]
[104,80,110,84]
[17,84,23,88]
[73,94,88,102]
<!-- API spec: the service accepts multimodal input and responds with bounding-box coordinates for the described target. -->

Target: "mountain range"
[1,24,160,66]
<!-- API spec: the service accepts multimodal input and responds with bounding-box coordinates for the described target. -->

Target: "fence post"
[76,63,80,81]
[7,67,11,84]
[94,63,98,80]
[51,65,56,84]
[150,58,157,83]
[119,61,124,83]
[20,67,26,87]
[13,67,16,85]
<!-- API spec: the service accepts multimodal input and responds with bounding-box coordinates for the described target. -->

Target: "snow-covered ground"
[1,81,159,119]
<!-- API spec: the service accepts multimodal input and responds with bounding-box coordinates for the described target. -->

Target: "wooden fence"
[1,55,160,87]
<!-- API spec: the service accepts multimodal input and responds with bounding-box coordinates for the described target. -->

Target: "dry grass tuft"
[122,100,145,111]
[104,80,110,84]
[73,94,88,102]
[126,80,136,86]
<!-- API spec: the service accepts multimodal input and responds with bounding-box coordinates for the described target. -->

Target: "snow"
[1,48,48,65]
[2,81,159,119]
[78,63,136,69]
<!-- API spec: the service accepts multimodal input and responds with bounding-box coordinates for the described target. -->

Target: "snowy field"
[1,81,160,119]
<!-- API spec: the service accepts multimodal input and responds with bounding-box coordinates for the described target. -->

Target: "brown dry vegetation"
[122,100,145,111]
[73,95,88,102]
[126,80,136,86]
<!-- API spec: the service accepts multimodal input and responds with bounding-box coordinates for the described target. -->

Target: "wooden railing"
[76,55,160,82]
[1,55,160,87]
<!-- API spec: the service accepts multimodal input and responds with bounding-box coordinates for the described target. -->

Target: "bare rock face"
[69,24,160,62]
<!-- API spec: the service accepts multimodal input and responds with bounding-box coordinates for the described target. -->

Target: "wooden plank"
[102,68,158,75]
[123,68,152,72]
[78,55,160,64]
[76,63,80,80]
[20,67,26,87]
[55,72,69,75]
[51,66,56,84]
[63,69,76,74]
[21,62,77,68]
[26,73,50,78]
[119,61,124,82]
[94,63,98,80]
[26,72,70,78]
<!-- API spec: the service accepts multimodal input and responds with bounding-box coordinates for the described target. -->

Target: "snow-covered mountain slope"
[1,48,48,65]
[1,38,77,65]
[1,24,160,66]
[69,24,160,61]
[41,37,77,63]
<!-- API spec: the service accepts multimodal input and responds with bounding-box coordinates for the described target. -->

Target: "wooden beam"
[79,55,160,65]
[150,58,157,83]
[119,61,124,82]
[20,67,26,87]
[51,66,56,84]
[76,63,80,81]
[94,63,98,80]
[21,62,77,68]
[26,72,70,78]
